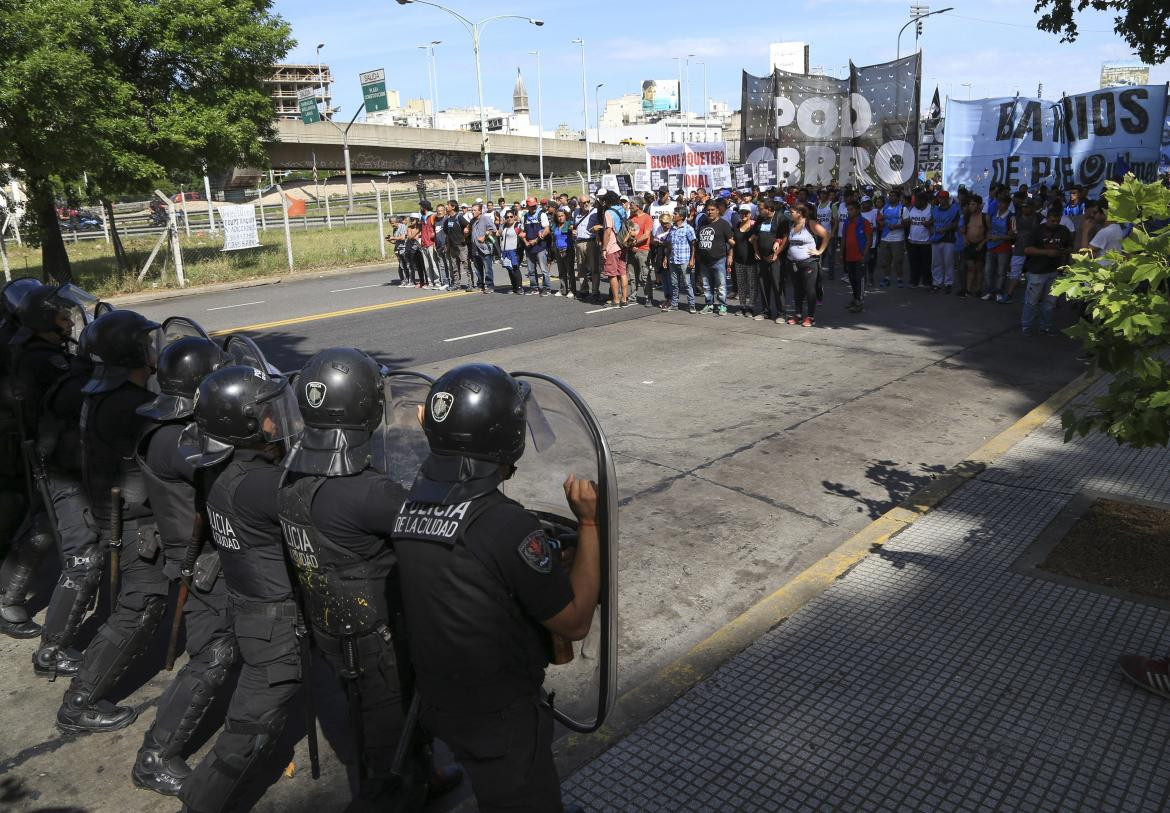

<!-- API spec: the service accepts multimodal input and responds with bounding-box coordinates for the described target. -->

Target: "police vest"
[205,453,293,604]
[391,490,549,712]
[136,422,197,558]
[277,473,394,635]
[80,383,151,528]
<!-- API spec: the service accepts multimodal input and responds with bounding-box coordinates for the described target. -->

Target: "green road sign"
[360,68,389,114]
[297,86,321,124]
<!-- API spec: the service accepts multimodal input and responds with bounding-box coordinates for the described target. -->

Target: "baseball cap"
[474,198,483,204]
[525,196,537,206]
[540,197,548,205]
[937,190,950,199]
[860,196,872,203]
[717,189,731,199]
[738,203,752,212]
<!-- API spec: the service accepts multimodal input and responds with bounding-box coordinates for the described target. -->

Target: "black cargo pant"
[181,600,301,813]
[421,693,561,813]
[39,474,100,652]
[69,520,169,700]
[144,568,235,758]
[313,625,426,803]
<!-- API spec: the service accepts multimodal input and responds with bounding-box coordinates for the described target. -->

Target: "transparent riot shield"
[221,333,282,376]
[94,301,114,317]
[161,315,210,344]
[53,284,100,345]
[372,370,435,488]
[501,372,618,734]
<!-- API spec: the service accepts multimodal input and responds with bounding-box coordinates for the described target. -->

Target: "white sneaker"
[553,291,563,297]
[439,284,450,291]
[566,292,575,299]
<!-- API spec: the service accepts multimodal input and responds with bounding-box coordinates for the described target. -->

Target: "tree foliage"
[0,0,293,281]
[1052,176,1170,448]
[1034,0,1170,65]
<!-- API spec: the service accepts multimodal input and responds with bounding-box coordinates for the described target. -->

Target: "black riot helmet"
[181,364,302,468]
[1,278,43,319]
[13,285,75,340]
[136,336,229,422]
[409,363,532,505]
[423,363,528,465]
[79,309,162,394]
[285,347,385,476]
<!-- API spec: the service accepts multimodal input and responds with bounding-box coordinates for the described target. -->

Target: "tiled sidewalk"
[563,381,1170,812]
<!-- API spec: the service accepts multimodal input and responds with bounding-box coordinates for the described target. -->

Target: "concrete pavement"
[1,268,1088,811]
[562,374,1170,812]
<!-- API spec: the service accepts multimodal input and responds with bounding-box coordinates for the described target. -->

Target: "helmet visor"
[255,375,303,444]
[373,370,434,487]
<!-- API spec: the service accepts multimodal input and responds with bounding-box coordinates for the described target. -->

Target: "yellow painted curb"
[554,368,1100,776]
[208,290,470,335]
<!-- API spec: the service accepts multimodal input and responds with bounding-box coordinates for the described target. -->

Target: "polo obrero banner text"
[740,54,922,191]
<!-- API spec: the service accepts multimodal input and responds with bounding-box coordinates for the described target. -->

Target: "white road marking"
[206,300,264,311]
[642,380,655,385]
[585,307,617,314]
[443,326,513,343]
[329,283,383,293]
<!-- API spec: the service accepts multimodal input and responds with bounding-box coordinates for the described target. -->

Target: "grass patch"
[4,222,395,298]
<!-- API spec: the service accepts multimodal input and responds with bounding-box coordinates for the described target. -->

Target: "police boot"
[0,602,41,638]
[32,644,83,678]
[0,526,55,638]
[56,689,139,733]
[132,731,192,797]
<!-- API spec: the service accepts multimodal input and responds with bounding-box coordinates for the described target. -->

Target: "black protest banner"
[740,55,922,191]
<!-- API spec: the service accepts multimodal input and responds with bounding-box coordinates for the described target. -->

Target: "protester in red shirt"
[627,200,655,307]
[841,200,873,313]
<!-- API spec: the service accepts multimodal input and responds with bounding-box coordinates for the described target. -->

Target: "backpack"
[611,208,637,249]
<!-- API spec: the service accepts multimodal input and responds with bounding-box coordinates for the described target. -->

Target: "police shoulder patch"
[517,530,552,574]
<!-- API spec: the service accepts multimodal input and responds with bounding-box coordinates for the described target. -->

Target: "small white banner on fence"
[218,204,261,251]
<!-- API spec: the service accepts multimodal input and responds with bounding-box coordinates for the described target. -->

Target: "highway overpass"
[264,119,645,177]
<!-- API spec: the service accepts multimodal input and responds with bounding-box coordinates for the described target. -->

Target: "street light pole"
[572,38,591,182]
[396,1,543,200]
[529,49,544,191]
[962,82,972,99]
[595,83,604,147]
[697,60,708,142]
[418,42,441,127]
[897,6,953,59]
[684,54,693,127]
[315,42,327,118]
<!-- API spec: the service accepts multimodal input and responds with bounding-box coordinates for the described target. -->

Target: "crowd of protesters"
[384,174,1155,333]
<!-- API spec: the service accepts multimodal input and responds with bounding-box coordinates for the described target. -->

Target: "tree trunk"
[29,177,73,284]
[103,199,128,273]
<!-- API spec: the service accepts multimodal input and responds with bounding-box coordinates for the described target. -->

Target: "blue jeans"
[473,251,495,290]
[700,258,727,308]
[527,249,551,291]
[1021,272,1057,331]
[665,262,695,308]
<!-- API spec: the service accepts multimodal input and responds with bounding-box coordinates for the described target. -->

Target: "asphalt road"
[2,262,1089,812]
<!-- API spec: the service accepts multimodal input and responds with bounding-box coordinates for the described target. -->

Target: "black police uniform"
[180,448,302,813]
[279,469,421,800]
[58,379,169,729]
[132,420,236,793]
[32,353,102,673]
[391,486,574,811]
[0,333,72,637]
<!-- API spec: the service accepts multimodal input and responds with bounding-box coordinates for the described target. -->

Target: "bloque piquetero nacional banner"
[942,85,1169,197]
[740,55,922,190]
[645,141,729,193]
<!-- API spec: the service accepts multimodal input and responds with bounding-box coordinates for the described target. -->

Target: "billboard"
[1100,62,1150,89]
[641,80,680,114]
[740,55,922,190]
[769,42,809,75]
[941,85,1169,197]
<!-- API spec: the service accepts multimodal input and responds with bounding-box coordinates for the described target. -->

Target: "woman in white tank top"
[786,204,828,327]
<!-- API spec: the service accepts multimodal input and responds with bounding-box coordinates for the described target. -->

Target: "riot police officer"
[56,309,167,732]
[390,363,601,812]
[178,363,306,813]
[131,335,236,796]
[0,285,81,638]
[0,279,43,554]
[277,347,461,809]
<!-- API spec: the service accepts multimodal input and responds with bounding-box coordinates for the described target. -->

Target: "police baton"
[164,507,205,671]
[108,487,123,604]
[390,693,421,779]
[21,439,63,549]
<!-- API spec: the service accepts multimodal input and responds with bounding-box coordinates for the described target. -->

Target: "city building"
[555,123,582,140]
[267,64,333,120]
[769,42,810,75]
[600,94,645,128]
[1099,61,1150,88]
